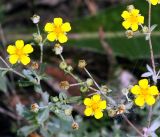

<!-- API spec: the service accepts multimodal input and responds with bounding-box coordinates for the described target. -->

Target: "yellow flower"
[84,94,107,119]
[7,40,33,65]
[44,17,71,43]
[121,8,144,31]
[130,79,159,107]
[149,0,160,5]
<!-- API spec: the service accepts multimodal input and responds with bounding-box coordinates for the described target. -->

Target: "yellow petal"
[131,85,140,95]
[47,32,56,42]
[23,44,33,54]
[135,95,145,107]
[15,40,24,49]
[122,21,131,29]
[84,98,91,106]
[139,79,148,89]
[92,94,101,102]
[62,22,71,32]
[54,18,63,26]
[131,9,139,16]
[84,108,93,116]
[58,33,68,43]
[148,86,159,95]
[150,0,158,5]
[131,24,138,31]
[9,55,19,64]
[94,110,103,119]
[7,45,16,54]
[44,23,54,32]
[121,11,130,19]
[146,96,156,106]
[20,55,30,65]
[99,100,107,109]
[138,16,144,24]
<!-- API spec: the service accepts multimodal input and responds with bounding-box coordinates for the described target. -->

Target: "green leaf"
[66,96,82,103]
[18,125,39,137]
[0,74,7,92]
[37,108,49,125]
[18,80,34,87]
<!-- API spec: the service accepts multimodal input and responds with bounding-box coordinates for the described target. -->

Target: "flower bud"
[67,65,73,72]
[31,61,39,70]
[52,97,59,102]
[53,43,63,55]
[78,60,87,69]
[59,81,70,90]
[31,103,39,113]
[33,33,42,43]
[86,78,93,87]
[107,109,116,117]
[31,14,40,24]
[59,61,67,70]
[72,122,79,130]
[127,5,135,12]
[116,104,126,115]
[125,30,134,39]
[142,26,149,33]
[100,85,109,93]
[64,108,72,116]
[80,86,88,93]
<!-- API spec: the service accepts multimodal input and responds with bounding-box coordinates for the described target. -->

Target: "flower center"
[54,26,63,35]
[140,89,149,99]
[129,15,138,24]
[91,101,99,111]
[16,49,23,57]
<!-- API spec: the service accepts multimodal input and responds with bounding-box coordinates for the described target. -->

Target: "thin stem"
[147,2,155,128]
[122,114,143,137]
[36,24,44,64]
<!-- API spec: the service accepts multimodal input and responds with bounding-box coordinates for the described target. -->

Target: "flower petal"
[15,40,24,49]
[20,55,30,65]
[44,23,54,32]
[135,95,145,107]
[54,18,63,26]
[131,9,139,16]
[131,23,138,31]
[58,33,68,43]
[138,16,144,24]
[7,45,16,54]
[148,86,159,95]
[99,100,107,109]
[9,55,19,64]
[94,110,103,119]
[150,0,159,5]
[131,85,140,95]
[84,108,93,116]
[62,22,71,32]
[121,11,130,19]
[84,98,91,106]
[139,79,149,89]
[92,94,101,102]
[122,21,131,29]
[146,96,156,106]
[23,44,33,54]
[47,32,56,42]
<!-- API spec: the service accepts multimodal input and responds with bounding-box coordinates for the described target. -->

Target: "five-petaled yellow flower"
[84,94,107,119]
[131,79,159,107]
[44,17,71,43]
[7,40,33,65]
[121,8,144,31]
[149,0,160,5]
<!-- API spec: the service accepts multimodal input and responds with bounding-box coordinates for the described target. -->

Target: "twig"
[122,114,143,137]
[0,106,21,121]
